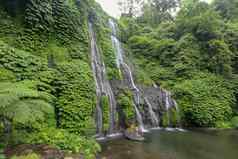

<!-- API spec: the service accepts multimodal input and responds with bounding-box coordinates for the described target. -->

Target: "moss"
[101,95,110,130]
[11,153,40,159]
[170,108,179,127]
[117,89,135,120]
[162,113,169,127]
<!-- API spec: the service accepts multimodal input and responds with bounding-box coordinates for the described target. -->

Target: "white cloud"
[96,0,121,18]
[95,0,213,18]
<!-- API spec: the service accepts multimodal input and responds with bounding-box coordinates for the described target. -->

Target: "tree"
[151,0,180,12]
[207,40,233,77]
[118,0,143,17]
[0,81,54,143]
[140,0,180,26]
[213,0,238,21]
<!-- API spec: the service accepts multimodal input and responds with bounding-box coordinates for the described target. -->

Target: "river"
[99,129,238,159]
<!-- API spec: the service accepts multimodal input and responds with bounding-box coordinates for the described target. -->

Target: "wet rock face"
[139,85,179,128]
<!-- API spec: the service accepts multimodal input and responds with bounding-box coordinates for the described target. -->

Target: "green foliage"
[207,39,233,76]
[162,113,169,127]
[173,34,201,78]
[140,0,180,25]
[213,0,238,21]
[0,40,49,80]
[0,148,5,159]
[0,154,5,159]
[176,1,224,42]
[174,73,234,127]
[56,61,96,134]
[0,68,15,81]
[129,36,176,63]
[0,81,54,125]
[117,90,135,120]
[121,0,238,128]
[0,0,101,157]
[215,121,232,129]
[29,128,100,158]
[231,116,238,128]
[134,67,154,86]
[102,95,110,130]
[25,0,53,34]
[170,108,179,127]
[11,153,40,159]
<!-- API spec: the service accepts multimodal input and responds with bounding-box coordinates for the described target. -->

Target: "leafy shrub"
[0,40,49,81]
[170,109,179,127]
[215,121,232,129]
[0,68,15,82]
[102,95,110,130]
[162,113,169,127]
[174,72,234,127]
[117,90,135,120]
[10,153,40,159]
[231,116,238,128]
[55,61,96,134]
[0,148,5,159]
[0,81,54,126]
[29,128,101,158]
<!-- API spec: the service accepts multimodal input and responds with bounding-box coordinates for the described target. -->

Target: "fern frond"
[37,91,55,102]
[0,93,19,109]
[5,101,34,124]
[0,81,54,124]
[26,99,54,115]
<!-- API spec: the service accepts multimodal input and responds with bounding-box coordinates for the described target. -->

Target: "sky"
[96,0,121,18]
[96,0,213,18]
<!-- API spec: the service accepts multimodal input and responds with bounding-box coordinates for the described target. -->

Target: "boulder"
[124,127,144,141]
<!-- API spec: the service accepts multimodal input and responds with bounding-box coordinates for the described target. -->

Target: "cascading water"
[88,22,117,136]
[145,97,159,126]
[109,19,146,132]
[109,19,181,131]
[109,19,123,68]
[161,88,180,129]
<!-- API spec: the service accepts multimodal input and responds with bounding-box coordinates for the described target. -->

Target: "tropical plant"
[0,80,54,142]
[28,128,101,159]
[10,153,40,159]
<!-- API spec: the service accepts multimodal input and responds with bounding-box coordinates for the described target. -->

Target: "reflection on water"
[100,129,238,159]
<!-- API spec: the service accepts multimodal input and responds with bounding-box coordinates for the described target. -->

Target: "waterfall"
[133,104,147,132]
[109,19,146,132]
[109,19,181,131]
[88,22,117,136]
[145,98,159,126]
[109,19,124,68]
[161,89,179,127]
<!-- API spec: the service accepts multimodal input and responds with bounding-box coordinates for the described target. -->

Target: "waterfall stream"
[109,19,147,132]
[145,97,159,126]
[109,19,181,130]
[89,22,117,136]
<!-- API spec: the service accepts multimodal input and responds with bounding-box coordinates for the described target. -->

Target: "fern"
[0,81,54,125]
